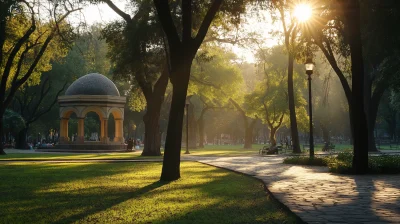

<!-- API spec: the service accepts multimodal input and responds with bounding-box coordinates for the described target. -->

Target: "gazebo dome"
[65,73,120,96]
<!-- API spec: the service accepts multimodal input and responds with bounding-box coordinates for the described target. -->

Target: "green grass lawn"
[3,142,397,161]
[0,143,355,161]
[182,143,355,156]
[0,162,298,223]
[0,151,160,161]
[183,144,262,157]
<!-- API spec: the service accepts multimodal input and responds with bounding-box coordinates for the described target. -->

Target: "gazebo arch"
[107,108,124,143]
[57,73,126,151]
[59,107,80,143]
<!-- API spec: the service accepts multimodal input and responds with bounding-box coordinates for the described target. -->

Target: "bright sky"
[82,3,124,25]
[69,1,126,27]
[70,3,287,63]
[230,9,282,63]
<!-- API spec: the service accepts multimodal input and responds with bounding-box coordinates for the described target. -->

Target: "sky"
[82,3,124,25]
[68,2,124,26]
[71,3,281,63]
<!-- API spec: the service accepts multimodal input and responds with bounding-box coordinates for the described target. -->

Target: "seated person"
[267,145,279,155]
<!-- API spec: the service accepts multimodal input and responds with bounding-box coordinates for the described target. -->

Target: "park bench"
[259,145,283,155]
[322,143,335,152]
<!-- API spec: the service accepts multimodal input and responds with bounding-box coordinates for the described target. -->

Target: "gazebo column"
[59,117,69,143]
[77,117,85,143]
[101,119,108,143]
[114,118,124,143]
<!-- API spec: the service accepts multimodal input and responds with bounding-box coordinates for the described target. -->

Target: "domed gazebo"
[57,73,126,151]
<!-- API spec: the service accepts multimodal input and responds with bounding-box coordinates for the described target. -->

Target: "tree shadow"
[0,161,301,223]
[53,180,168,224]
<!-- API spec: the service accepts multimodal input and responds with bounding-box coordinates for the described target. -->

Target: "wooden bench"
[259,145,283,155]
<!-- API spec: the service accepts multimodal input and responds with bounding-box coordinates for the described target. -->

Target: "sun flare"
[294,4,312,22]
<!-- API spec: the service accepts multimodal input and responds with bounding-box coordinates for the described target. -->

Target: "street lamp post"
[305,58,315,159]
[185,98,190,154]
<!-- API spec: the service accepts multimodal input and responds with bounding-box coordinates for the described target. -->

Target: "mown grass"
[0,151,160,161]
[1,145,263,160]
[184,143,355,157]
[0,162,299,223]
[182,144,262,157]
[5,142,395,160]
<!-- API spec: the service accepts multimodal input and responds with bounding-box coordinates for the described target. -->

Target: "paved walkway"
[194,156,400,224]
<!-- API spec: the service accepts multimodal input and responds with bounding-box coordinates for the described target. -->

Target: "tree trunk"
[346,0,369,174]
[364,71,380,152]
[198,115,205,148]
[188,102,197,149]
[367,87,385,151]
[142,109,162,156]
[244,127,252,148]
[0,114,5,155]
[139,65,168,156]
[244,119,256,149]
[269,127,277,146]
[264,126,268,144]
[15,126,28,149]
[287,54,301,153]
[320,123,330,144]
[316,40,354,144]
[160,64,191,181]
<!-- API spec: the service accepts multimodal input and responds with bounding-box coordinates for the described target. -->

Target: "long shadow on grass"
[0,162,299,223]
[0,162,164,223]
[0,163,141,207]
[54,181,168,224]
[156,165,300,224]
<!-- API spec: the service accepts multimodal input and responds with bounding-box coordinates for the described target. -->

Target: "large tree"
[101,0,168,156]
[12,74,67,149]
[0,0,79,154]
[189,46,244,148]
[248,45,308,146]
[268,0,306,153]
[344,0,369,173]
[305,0,395,172]
[153,0,248,180]
[362,0,400,151]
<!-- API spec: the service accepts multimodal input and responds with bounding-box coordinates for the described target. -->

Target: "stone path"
[194,156,400,224]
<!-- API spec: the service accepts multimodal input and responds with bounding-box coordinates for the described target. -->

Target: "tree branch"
[182,0,192,42]
[193,0,223,50]
[103,0,131,22]
[3,7,80,108]
[0,16,36,103]
[29,81,68,124]
[153,0,181,49]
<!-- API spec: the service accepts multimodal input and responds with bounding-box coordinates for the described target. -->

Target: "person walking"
[127,138,133,152]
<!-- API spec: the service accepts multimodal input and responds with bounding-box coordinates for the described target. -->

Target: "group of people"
[126,138,140,152]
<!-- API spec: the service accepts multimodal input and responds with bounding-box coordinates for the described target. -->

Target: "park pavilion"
[56,73,126,151]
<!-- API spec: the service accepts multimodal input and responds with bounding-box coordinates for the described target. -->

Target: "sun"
[293,4,313,22]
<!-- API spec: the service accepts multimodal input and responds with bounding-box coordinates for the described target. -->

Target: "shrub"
[368,155,400,174]
[326,152,400,174]
[283,152,400,174]
[283,156,328,166]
